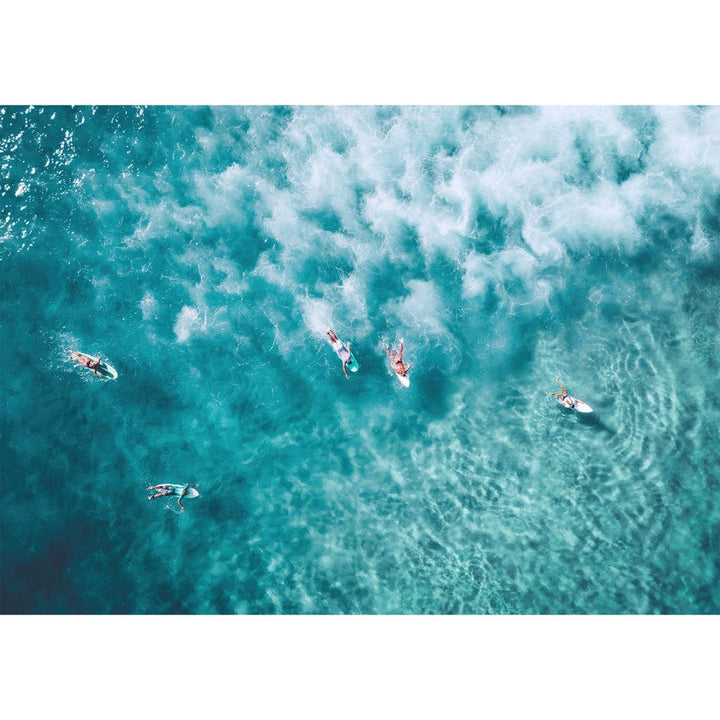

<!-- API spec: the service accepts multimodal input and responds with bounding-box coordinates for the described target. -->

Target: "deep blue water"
[1,105,719,614]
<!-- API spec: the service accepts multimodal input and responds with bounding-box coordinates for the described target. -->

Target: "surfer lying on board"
[326,328,352,379]
[387,339,410,378]
[147,483,199,512]
[547,379,578,408]
[71,352,103,376]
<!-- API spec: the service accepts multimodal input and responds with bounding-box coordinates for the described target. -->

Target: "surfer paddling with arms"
[547,379,593,412]
[70,351,118,379]
[387,339,410,379]
[71,351,103,376]
[548,379,578,408]
[147,483,199,512]
[326,328,353,379]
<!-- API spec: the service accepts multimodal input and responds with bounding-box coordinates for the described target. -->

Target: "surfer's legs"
[147,485,174,500]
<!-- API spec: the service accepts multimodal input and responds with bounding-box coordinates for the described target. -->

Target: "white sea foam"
[248,108,719,350]
[299,296,335,337]
[191,162,255,228]
[383,278,446,336]
[73,106,719,363]
[653,106,720,174]
[550,181,644,254]
[461,251,492,300]
[171,295,231,345]
[362,188,408,243]
[173,305,200,342]
[139,291,157,320]
[689,220,712,261]
[213,256,247,296]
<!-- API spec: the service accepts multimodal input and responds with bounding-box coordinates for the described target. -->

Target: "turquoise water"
[1,105,718,614]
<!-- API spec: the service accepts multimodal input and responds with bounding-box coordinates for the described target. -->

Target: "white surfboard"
[389,339,409,387]
[572,399,593,413]
[557,396,593,413]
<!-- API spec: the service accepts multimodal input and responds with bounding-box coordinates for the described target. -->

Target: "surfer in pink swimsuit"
[387,339,410,378]
[71,352,103,376]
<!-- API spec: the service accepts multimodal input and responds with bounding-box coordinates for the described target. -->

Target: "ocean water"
[1,105,718,614]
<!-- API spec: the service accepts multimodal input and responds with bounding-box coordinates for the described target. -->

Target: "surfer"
[72,352,103,376]
[326,328,352,379]
[147,483,199,512]
[547,379,577,408]
[387,339,410,378]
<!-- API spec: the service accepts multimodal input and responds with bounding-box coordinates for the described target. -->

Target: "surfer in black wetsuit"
[547,379,576,408]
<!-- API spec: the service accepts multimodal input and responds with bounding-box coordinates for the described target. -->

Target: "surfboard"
[389,356,410,386]
[326,329,359,372]
[572,399,593,413]
[71,351,118,379]
[556,396,593,413]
